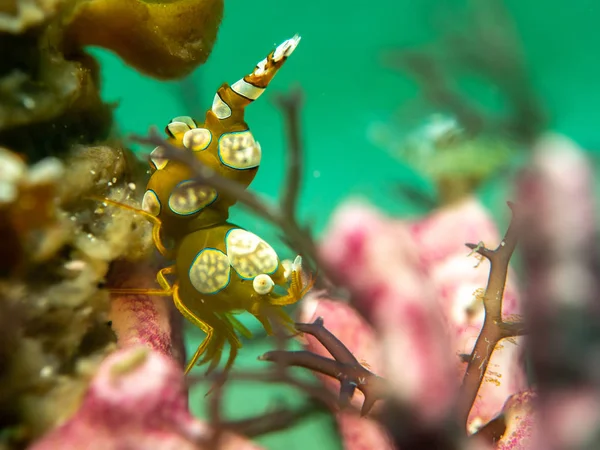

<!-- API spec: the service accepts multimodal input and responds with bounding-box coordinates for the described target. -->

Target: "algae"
[0,0,224,447]
[0,144,154,447]
[63,0,224,79]
[0,0,223,161]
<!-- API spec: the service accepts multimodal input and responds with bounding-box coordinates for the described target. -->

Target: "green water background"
[92,1,600,448]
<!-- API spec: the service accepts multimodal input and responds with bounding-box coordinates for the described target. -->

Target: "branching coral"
[269,16,597,450]
[127,10,545,446]
[260,317,390,416]
[188,25,597,449]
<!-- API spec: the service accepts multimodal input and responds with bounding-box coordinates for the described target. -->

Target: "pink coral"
[319,201,459,424]
[30,262,262,450]
[299,298,394,450]
[516,134,600,450]
[495,390,536,450]
[30,346,262,450]
[303,196,528,448]
[109,261,186,364]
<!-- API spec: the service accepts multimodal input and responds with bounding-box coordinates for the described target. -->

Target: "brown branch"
[137,129,277,219]
[384,0,544,144]
[206,372,227,449]
[274,88,303,222]
[220,401,323,438]
[469,414,506,445]
[192,369,343,413]
[256,319,466,448]
[295,317,360,365]
[186,312,339,444]
[500,320,527,338]
[456,201,525,429]
[185,363,341,448]
[389,52,486,137]
[259,318,390,415]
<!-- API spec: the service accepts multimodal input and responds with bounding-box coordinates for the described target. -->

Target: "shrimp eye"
[253,274,274,295]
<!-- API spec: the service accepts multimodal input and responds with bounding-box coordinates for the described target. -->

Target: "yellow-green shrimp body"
[107,35,313,376]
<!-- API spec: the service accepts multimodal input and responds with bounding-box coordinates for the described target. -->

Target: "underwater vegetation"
[1,0,599,449]
[369,114,520,206]
[0,0,224,447]
[0,0,223,160]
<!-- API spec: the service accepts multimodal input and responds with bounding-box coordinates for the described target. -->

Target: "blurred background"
[90,1,600,448]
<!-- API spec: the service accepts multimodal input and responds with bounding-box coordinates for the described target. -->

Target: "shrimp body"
[108,35,312,375]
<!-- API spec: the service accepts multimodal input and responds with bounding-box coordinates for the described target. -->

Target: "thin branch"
[457,201,525,429]
[388,52,486,137]
[191,369,343,413]
[500,320,527,338]
[274,88,304,221]
[384,0,545,144]
[469,414,506,445]
[136,129,277,219]
[187,314,343,443]
[259,318,390,415]
[295,317,360,365]
[295,317,367,407]
[221,401,323,438]
[206,372,227,449]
